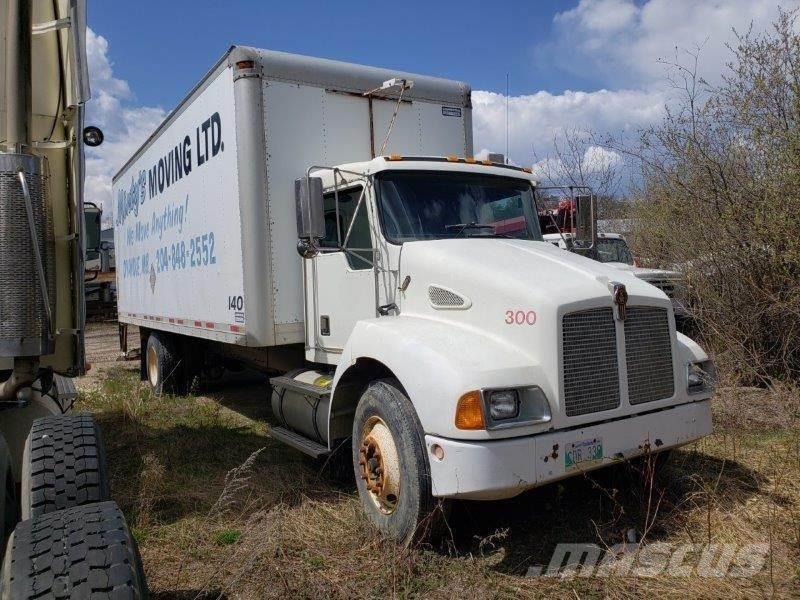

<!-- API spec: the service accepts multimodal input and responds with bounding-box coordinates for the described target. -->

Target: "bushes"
[628,11,800,385]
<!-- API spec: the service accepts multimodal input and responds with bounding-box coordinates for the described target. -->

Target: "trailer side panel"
[113,66,247,344]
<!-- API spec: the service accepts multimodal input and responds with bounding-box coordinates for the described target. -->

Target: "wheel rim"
[146,344,159,387]
[358,416,401,515]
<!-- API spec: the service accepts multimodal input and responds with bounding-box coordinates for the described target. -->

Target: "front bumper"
[426,399,712,500]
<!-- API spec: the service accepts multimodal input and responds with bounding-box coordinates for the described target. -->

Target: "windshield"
[592,238,634,265]
[376,171,542,243]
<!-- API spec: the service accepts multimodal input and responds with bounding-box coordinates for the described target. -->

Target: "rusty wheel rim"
[146,344,159,387]
[358,416,400,515]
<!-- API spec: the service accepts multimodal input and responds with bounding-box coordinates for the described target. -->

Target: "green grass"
[77,367,800,599]
[213,529,242,546]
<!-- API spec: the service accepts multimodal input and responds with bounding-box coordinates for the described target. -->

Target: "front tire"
[352,379,442,545]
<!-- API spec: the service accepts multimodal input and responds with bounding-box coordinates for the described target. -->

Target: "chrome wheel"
[358,416,401,514]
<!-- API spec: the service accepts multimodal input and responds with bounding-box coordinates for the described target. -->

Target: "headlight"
[687,360,716,393]
[485,386,552,429]
[488,390,519,420]
[455,387,553,430]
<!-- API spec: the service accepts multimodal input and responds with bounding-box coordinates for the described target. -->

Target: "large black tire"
[145,332,185,395]
[0,467,17,550]
[1,501,148,600]
[21,414,110,520]
[352,379,443,545]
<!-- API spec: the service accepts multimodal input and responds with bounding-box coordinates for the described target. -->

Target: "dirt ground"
[75,321,800,599]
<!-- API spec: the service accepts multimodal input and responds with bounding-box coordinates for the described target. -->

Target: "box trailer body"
[114,47,714,545]
[112,47,471,348]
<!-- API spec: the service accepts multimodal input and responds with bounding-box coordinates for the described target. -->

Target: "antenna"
[505,73,509,164]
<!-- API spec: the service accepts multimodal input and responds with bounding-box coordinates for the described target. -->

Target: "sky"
[84,0,799,218]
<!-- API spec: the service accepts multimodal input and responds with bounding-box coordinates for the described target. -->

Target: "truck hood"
[395,238,678,431]
[398,238,667,321]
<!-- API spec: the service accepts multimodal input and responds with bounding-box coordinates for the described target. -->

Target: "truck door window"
[320,186,373,270]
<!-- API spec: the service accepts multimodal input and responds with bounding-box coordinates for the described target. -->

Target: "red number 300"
[505,310,537,325]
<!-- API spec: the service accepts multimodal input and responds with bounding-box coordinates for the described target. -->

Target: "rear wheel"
[145,332,185,395]
[352,379,444,545]
[21,414,110,520]
[1,501,148,599]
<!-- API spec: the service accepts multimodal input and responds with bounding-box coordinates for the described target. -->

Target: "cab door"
[305,184,376,358]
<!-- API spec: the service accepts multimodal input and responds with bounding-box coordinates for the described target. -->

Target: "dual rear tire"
[145,332,185,395]
[1,415,148,599]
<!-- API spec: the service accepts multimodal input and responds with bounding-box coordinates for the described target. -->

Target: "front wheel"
[352,379,444,545]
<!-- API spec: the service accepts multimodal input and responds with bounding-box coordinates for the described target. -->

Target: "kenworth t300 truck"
[113,47,715,544]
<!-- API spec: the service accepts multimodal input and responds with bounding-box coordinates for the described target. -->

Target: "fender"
[676,331,710,364]
[675,331,715,392]
[329,315,553,441]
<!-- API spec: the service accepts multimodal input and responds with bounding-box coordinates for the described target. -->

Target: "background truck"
[83,204,117,318]
[114,46,716,544]
[543,231,691,330]
[0,1,147,597]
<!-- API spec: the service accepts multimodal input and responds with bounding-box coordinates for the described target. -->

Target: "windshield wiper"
[444,222,496,237]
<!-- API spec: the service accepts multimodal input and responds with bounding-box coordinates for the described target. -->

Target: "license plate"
[565,437,603,471]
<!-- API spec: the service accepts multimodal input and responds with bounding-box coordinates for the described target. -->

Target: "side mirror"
[573,194,596,250]
[83,125,104,147]
[295,176,325,240]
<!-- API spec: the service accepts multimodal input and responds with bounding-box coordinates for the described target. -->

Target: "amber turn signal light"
[455,391,485,430]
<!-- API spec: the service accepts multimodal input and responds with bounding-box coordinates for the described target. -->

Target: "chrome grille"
[625,307,674,405]
[562,308,620,416]
[639,276,683,300]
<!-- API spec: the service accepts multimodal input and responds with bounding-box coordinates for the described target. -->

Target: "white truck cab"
[297,155,713,528]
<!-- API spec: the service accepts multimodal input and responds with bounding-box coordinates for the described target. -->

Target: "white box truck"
[113,47,715,544]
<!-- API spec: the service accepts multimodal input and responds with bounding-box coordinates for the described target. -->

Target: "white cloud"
[544,0,798,88]
[84,29,166,227]
[472,88,665,167]
[582,145,623,172]
[473,0,798,172]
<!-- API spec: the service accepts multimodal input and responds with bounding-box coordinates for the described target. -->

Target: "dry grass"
[77,366,799,599]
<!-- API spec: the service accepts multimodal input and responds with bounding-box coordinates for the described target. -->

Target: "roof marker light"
[446,155,459,162]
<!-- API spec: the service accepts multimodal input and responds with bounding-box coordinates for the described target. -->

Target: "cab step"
[268,425,329,458]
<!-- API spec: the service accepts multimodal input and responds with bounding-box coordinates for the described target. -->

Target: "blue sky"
[84,0,798,214]
[89,0,586,107]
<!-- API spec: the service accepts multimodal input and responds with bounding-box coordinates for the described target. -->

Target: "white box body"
[112,47,472,347]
